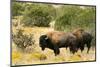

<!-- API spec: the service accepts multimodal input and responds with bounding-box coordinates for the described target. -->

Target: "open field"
[11,2,96,66]
[12,27,95,66]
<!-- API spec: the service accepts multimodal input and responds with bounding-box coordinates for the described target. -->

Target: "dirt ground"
[12,27,96,66]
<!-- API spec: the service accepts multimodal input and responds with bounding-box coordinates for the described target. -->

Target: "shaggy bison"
[73,28,93,53]
[39,31,78,56]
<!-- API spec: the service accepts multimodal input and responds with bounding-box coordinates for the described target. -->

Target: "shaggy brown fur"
[72,28,93,53]
[39,31,78,56]
[72,28,84,40]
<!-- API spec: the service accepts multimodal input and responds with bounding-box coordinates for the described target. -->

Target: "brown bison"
[72,28,93,53]
[39,31,78,56]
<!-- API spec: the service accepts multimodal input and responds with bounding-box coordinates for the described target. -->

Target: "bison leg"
[80,45,85,53]
[69,46,77,54]
[41,47,45,51]
[87,43,91,53]
[53,45,60,56]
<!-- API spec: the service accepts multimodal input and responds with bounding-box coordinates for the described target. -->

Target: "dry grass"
[12,26,95,66]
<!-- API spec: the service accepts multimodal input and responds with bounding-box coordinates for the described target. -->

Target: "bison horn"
[45,36,48,40]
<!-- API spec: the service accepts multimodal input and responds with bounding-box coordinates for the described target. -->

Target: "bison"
[39,31,78,56]
[73,28,93,53]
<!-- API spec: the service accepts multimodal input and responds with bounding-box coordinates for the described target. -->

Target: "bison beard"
[39,31,78,56]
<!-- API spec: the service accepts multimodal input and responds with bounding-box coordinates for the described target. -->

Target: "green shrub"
[54,6,96,32]
[22,3,56,27]
[12,2,25,17]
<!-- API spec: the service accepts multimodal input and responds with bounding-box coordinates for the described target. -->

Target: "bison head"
[39,35,49,51]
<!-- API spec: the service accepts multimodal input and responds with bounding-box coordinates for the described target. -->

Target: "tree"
[55,5,81,31]
[22,3,56,27]
[12,2,25,17]
[54,5,96,31]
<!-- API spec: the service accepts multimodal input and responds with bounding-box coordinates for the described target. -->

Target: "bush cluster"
[12,29,35,49]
